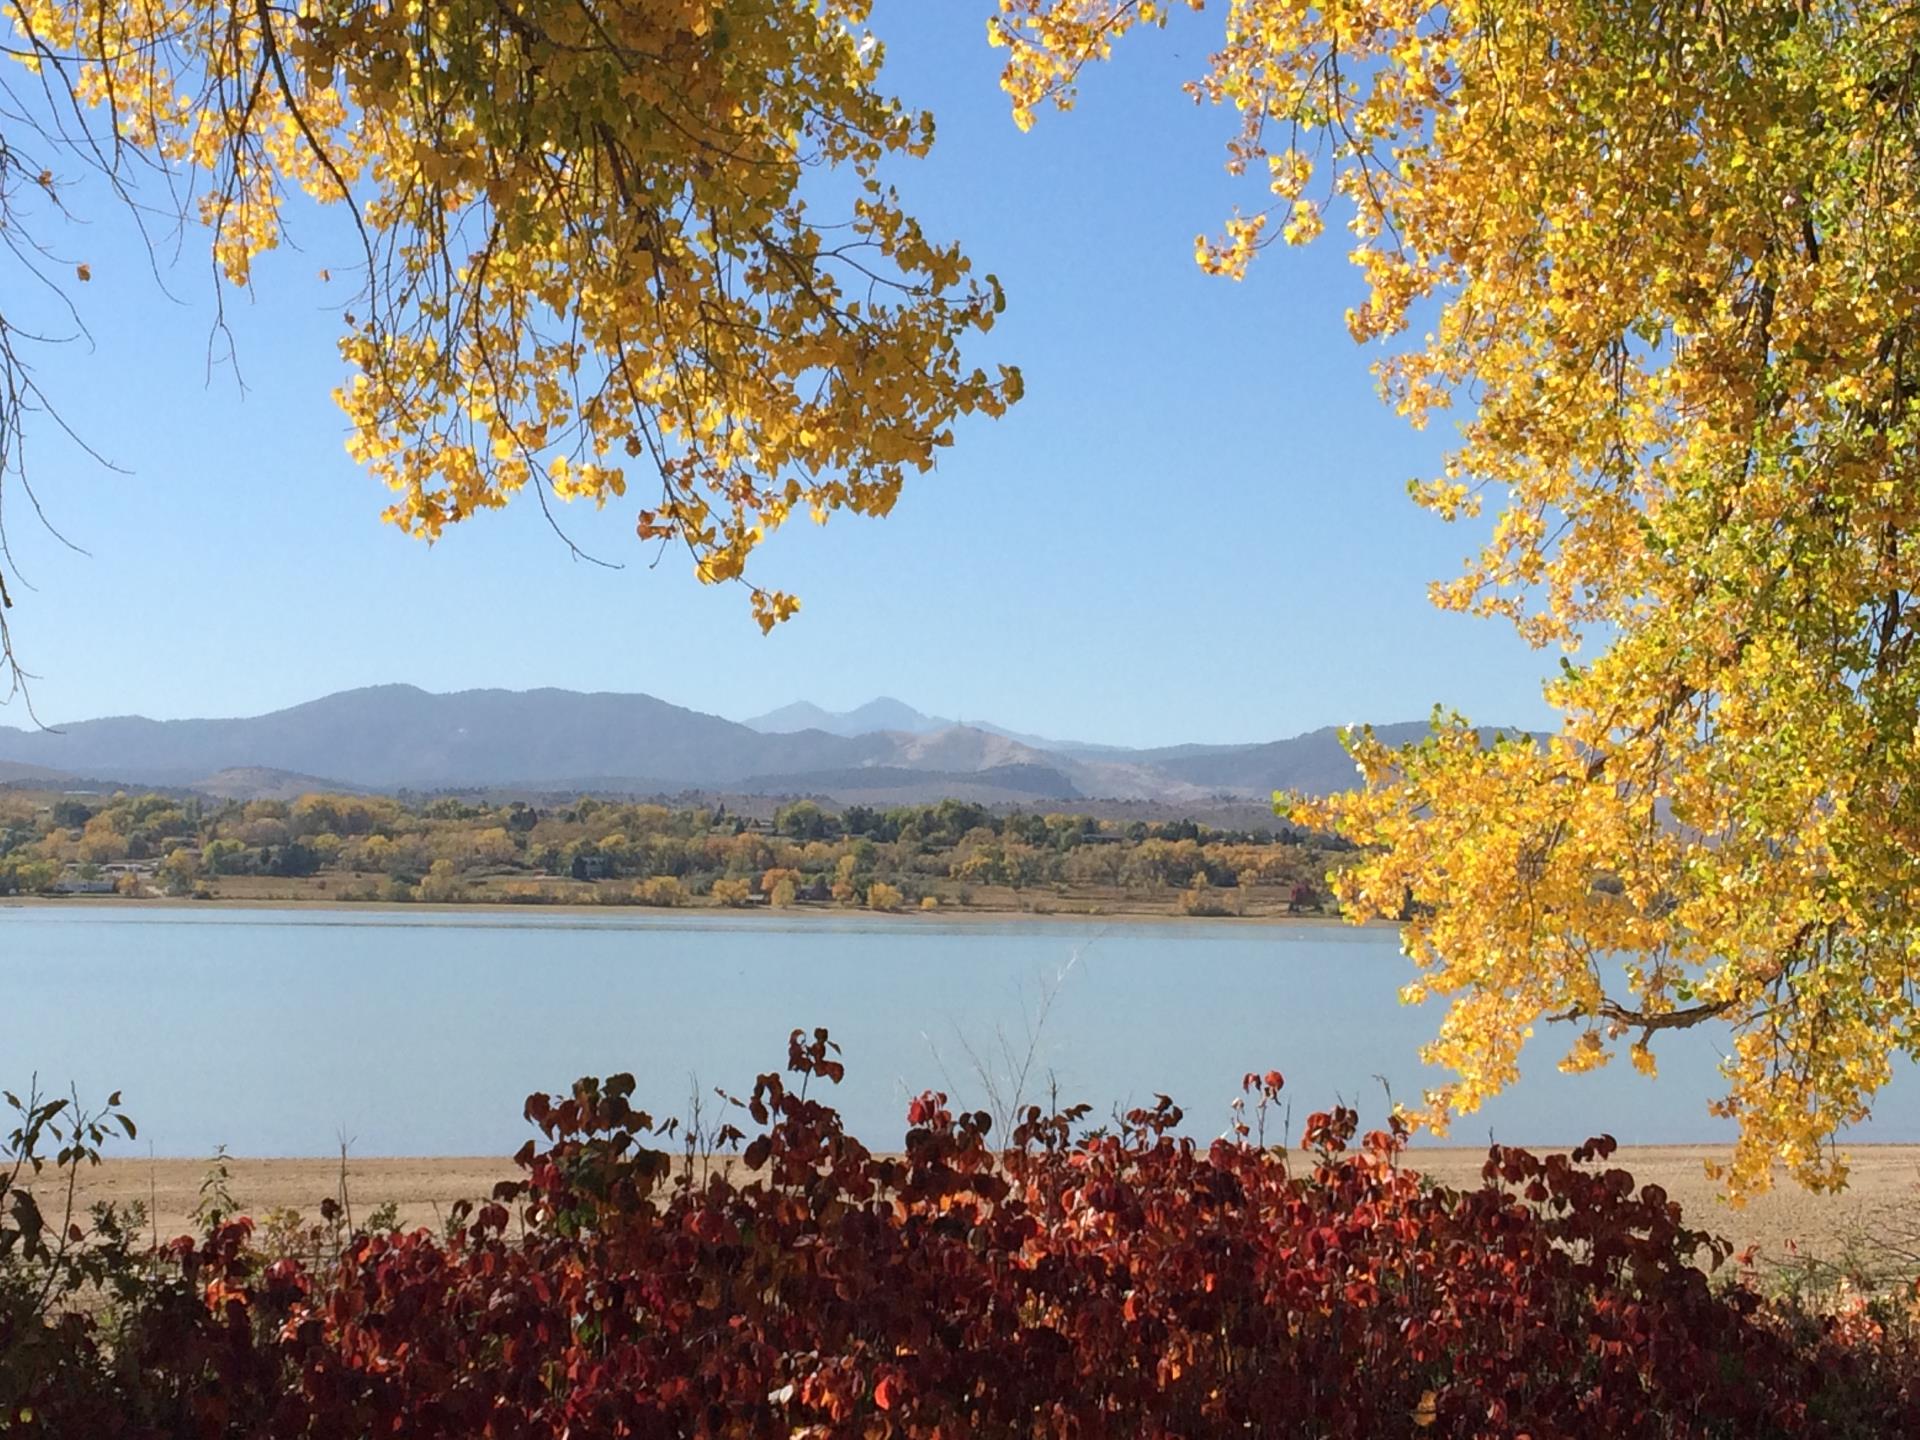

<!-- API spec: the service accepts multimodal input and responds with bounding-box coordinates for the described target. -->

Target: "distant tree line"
[0,789,1352,915]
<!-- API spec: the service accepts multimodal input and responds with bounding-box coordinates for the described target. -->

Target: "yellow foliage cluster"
[634,875,687,908]
[11,0,1020,625]
[998,1,1920,1197]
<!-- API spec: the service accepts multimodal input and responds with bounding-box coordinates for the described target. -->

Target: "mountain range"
[743,698,1120,755]
[0,685,1450,806]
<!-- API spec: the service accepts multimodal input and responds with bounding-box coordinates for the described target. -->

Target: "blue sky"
[1,3,1555,748]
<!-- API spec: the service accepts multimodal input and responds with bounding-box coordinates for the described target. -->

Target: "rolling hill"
[0,686,1493,805]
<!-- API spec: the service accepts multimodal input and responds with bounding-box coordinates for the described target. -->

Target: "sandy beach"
[31,1145,1920,1276]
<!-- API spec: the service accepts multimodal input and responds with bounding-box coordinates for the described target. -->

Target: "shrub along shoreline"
[6,1031,1920,1438]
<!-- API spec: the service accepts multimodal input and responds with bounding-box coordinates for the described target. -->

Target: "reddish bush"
[8,1032,1920,1437]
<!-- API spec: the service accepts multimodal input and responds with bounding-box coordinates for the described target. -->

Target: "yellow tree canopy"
[996,0,1920,1195]
[0,0,1018,688]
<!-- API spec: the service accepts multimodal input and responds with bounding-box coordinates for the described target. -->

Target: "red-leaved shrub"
[7,1029,1920,1437]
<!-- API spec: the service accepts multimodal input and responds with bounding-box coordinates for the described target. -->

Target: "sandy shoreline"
[32,1147,1919,1271]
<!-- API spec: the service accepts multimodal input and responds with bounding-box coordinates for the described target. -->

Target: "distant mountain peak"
[840,697,942,731]
[744,697,946,737]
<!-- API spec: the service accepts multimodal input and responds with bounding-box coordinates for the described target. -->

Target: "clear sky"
[2,3,1556,749]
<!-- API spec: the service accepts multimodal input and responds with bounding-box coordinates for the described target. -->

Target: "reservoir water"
[5,904,1914,1157]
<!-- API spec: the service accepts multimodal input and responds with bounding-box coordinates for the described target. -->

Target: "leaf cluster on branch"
[0,0,1018,687]
[993,0,1920,1197]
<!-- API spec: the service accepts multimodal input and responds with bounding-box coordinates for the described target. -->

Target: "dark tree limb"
[1548,996,1738,1032]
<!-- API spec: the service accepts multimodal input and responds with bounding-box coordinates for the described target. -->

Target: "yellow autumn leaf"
[1412,1390,1437,1428]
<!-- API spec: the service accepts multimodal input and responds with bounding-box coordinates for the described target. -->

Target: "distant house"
[1287,883,1320,914]
[571,854,614,881]
[52,871,115,895]
[51,861,156,896]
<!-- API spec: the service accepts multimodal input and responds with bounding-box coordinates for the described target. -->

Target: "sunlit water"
[3,904,1914,1157]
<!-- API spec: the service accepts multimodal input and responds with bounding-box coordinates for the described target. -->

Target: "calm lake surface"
[5,904,1915,1157]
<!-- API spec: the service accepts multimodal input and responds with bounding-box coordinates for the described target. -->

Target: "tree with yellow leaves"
[996,0,1920,1195]
[0,0,1020,698]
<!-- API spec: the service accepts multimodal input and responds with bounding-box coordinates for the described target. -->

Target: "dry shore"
[5,888,1352,927]
[40,1147,1920,1275]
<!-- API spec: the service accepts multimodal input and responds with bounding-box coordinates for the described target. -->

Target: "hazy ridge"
[0,686,1472,805]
